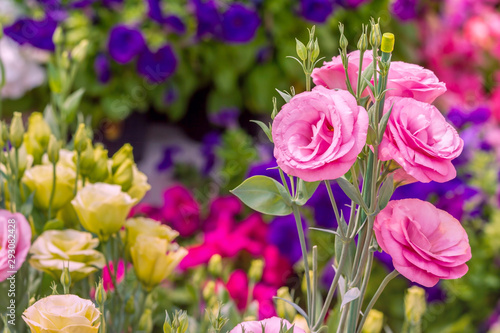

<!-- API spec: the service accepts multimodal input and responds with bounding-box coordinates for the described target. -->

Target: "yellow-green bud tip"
[381,33,395,53]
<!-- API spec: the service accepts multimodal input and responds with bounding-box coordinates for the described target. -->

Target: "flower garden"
[0,0,500,332]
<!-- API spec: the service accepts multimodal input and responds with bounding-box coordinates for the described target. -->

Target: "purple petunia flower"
[101,0,123,8]
[94,53,111,84]
[193,0,220,38]
[220,3,260,43]
[209,108,240,128]
[164,15,186,35]
[300,0,334,23]
[4,17,57,51]
[108,25,145,64]
[391,0,418,21]
[157,146,181,172]
[70,0,96,8]
[268,215,305,264]
[137,44,177,83]
[201,132,221,175]
[146,0,163,23]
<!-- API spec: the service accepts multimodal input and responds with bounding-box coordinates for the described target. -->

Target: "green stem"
[306,73,311,92]
[324,180,341,234]
[356,50,366,100]
[356,270,399,333]
[74,152,80,196]
[48,162,57,219]
[278,168,291,195]
[311,246,318,324]
[292,204,311,326]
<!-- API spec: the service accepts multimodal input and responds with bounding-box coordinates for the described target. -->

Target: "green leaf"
[309,227,340,237]
[295,179,320,205]
[62,88,85,124]
[341,288,360,308]
[43,105,61,140]
[20,191,35,218]
[274,296,309,321]
[48,62,63,94]
[276,88,292,103]
[366,125,377,146]
[378,102,394,142]
[43,219,65,231]
[336,177,368,212]
[358,65,374,94]
[231,176,292,216]
[250,120,273,143]
[378,174,394,211]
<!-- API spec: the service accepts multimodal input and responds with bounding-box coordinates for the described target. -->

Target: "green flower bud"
[72,39,89,63]
[370,18,382,47]
[89,146,109,183]
[73,124,88,153]
[125,296,135,314]
[203,281,216,302]
[9,145,28,178]
[249,259,264,282]
[405,286,426,324]
[9,112,25,149]
[48,135,61,164]
[79,140,95,176]
[111,143,133,173]
[60,264,71,294]
[361,309,384,333]
[357,25,369,52]
[208,254,222,277]
[311,38,320,62]
[138,309,153,333]
[112,158,134,192]
[53,26,63,45]
[24,133,44,165]
[95,279,107,306]
[276,287,295,320]
[295,38,307,61]
[163,311,172,333]
[27,112,51,148]
[271,96,278,120]
[338,23,348,51]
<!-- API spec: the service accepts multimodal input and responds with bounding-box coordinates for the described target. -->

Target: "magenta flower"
[374,199,471,287]
[0,210,31,281]
[102,260,125,292]
[272,86,368,181]
[161,185,200,237]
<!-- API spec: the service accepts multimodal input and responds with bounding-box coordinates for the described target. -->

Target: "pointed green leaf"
[358,66,374,94]
[231,176,292,216]
[336,177,368,212]
[62,88,85,124]
[43,219,65,231]
[43,105,61,140]
[250,120,273,143]
[276,88,292,103]
[309,227,340,237]
[378,102,394,142]
[295,179,320,205]
[20,191,35,217]
[274,296,309,321]
[378,174,394,211]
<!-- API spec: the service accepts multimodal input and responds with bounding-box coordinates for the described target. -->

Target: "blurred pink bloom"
[161,185,200,237]
[374,199,471,287]
[129,203,163,221]
[262,246,292,286]
[379,97,463,183]
[102,260,125,292]
[0,210,31,281]
[229,317,306,333]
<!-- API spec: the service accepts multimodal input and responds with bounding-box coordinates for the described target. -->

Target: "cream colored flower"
[23,294,100,333]
[127,164,151,202]
[131,235,187,291]
[29,229,105,282]
[72,183,136,241]
[42,149,76,170]
[23,164,76,211]
[125,216,178,250]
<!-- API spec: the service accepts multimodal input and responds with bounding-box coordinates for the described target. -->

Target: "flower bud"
[73,124,88,153]
[48,135,61,164]
[9,112,25,149]
[53,26,63,45]
[89,145,109,183]
[111,143,133,173]
[72,39,89,63]
[276,287,296,319]
[249,259,264,282]
[138,309,153,333]
[95,279,107,306]
[381,33,395,53]
[203,281,216,302]
[10,145,29,178]
[79,140,95,176]
[295,38,307,61]
[27,112,51,148]
[339,33,348,51]
[301,270,313,296]
[164,310,189,333]
[112,158,134,192]
[361,309,384,333]
[405,286,426,324]
[24,133,44,165]
[208,254,222,277]
[311,38,320,62]
[357,25,369,52]
[370,18,382,47]
[125,296,135,314]
[60,264,71,294]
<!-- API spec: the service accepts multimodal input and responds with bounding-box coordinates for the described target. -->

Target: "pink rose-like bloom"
[312,51,446,104]
[379,97,463,183]
[272,86,368,182]
[374,199,471,287]
[1,210,31,281]
[230,317,306,333]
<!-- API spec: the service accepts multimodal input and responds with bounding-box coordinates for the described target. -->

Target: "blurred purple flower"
[193,0,220,38]
[391,0,418,21]
[94,53,111,84]
[70,0,96,8]
[448,106,491,128]
[102,0,123,8]
[108,25,145,64]
[306,181,350,229]
[164,87,178,105]
[338,0,368,8]
[268,215,304,264]
[137,44,177,83]
[165,15,186,34]
[147,0,164,23]
[201,132,221,175]
[209,108,240,128]
[220,3,260,43]
[256,45,273,63]
[374,250,395,271]
[4,17,57,51]
[300,0,334,23]
[157,146,181,172]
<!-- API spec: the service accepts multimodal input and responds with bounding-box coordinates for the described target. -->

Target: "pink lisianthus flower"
[229,317,306,333]
[312,50,446,104]
[379,97,463,183]
[374,199,471,287]
[1,210,31,281]
[272,86,368,182]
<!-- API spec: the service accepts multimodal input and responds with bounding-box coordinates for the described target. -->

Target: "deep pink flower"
[379,97,463,183]
[261,246,292,286]
[374,199,471,287]
[161,185,200,237]
[227,269,249,311]
[102,260,125,292]
[272,86,368,182]
[1,210,31,281]
[312,50,446,104]
[229,317,306,333]
[129,203,163,221]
